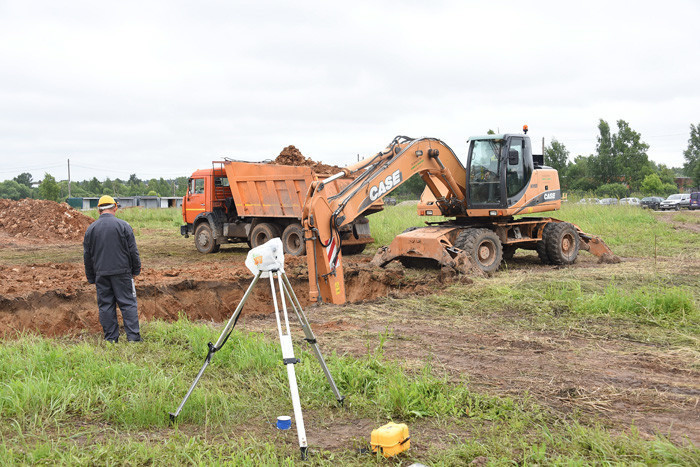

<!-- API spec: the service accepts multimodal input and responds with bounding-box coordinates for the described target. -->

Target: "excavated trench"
[0,259,458,337]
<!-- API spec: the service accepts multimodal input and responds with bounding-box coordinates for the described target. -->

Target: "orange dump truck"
[180,160,379,255]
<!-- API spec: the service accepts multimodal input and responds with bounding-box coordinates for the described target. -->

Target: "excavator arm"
[302,136,466,304]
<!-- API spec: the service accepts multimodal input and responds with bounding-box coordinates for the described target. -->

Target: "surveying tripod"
[169,268,344,460]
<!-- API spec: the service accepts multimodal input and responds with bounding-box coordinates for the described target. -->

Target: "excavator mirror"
[508,149,519,165]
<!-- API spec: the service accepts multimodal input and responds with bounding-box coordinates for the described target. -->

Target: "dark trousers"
[95,273,141,342]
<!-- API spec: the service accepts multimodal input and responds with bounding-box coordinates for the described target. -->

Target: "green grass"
[1,320,696,465]
[86,207,183,233]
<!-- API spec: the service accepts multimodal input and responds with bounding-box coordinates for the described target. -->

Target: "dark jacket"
[83,213,141,283]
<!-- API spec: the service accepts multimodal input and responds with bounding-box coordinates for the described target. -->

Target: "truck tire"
[341,243,366,255]
[194,223,220,254]
[536,222,556,265]
[545,222,579,265]
[502,245,517,261]
[454,228,502,273]
[250,222,281,248]
[282,223,305,256]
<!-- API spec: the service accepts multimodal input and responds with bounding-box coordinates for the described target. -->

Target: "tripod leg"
[169,272,262,422]
[270,273,308,456]
[281,273,345,405]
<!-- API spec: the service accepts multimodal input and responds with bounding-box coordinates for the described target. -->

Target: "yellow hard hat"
[98,195,116,207]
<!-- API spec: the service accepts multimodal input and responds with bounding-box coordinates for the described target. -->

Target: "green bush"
[595,183,628,199]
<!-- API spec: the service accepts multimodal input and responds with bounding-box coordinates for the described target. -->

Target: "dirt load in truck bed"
[0,199,94,245]
[273,145,343,175]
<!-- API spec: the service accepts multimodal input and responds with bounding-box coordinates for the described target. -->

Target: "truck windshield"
[469,139,503,204]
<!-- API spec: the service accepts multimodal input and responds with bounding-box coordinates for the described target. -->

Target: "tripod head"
[245,237,285,277]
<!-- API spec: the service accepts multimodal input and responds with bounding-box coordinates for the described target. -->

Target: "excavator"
[302,127,615,305]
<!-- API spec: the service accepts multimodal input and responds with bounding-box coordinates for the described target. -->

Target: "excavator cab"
[466,134,534,211]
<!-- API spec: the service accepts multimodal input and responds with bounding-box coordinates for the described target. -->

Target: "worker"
[83,195,142,343]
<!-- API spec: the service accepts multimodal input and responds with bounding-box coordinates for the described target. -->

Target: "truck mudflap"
[370,226,476,274]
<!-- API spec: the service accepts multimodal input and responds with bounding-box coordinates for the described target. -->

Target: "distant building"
[65,196,182,210]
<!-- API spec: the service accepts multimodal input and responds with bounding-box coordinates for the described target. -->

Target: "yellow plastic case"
[370,422,410,457]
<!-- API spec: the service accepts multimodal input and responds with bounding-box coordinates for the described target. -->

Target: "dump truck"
[180,160,380,255]
[302,130,616,304]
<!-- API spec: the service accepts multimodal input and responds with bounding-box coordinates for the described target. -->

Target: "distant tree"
[566,155,597,192]
[37,173,60,201]
[683,123,700,185]
[588,119,651,191]
[640,174,664,195]
[86,177,103,195]
[0,180,33,200]
[147,190,159,197]
[589,119,618,184]
[544,139,569,176]
[391,173,425,199]
[486,129,495,135]
[13,172,33,187]
[612,120,651,191]
[655,164,676,185]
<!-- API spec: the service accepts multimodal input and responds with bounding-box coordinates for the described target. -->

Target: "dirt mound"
[0,199,94,243]
[274,145,342,175]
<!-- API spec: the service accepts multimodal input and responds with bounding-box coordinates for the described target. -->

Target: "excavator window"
[469,139,502,205]
[506,138,525,197]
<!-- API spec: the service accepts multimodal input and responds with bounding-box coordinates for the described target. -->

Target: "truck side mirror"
[508,149,519,165]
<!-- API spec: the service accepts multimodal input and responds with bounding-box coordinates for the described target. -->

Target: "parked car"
[578,198,600,204]
[599,198,618,205]
[690,192,700,210]
[640,196,664,210]
[659,193,691,210]
[619,197,640,206]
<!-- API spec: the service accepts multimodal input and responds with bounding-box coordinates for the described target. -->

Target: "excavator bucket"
[371,226,476,274]
[572,224,620,263]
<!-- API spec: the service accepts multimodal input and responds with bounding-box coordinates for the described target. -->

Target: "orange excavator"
[302,128,615,305]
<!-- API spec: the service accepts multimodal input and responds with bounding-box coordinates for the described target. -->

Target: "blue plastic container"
[276,416,291,430]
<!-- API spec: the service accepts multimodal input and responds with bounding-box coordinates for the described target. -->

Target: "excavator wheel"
[250,222,282,248]
[282,223,306,256]
[455,228,503,273]
[536,222,556,265]
[545,222,580,265]
[194,223,220,254]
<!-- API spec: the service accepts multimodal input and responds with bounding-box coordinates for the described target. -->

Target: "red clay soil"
[0,199,94,243]
[0,256,457,337]
[273,145,343,175]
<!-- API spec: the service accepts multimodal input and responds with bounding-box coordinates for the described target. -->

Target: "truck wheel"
[341,243,366,255]
[536,222,556,265]
[282,223,306,256]
[250,222,281,248]
[194,223,220,254]
[455,228,502,273]
[545,222,579,265]
[502,245,517,261]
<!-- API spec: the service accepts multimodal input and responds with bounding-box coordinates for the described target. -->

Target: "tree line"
[0,173,189,202]
[2,120,699,203]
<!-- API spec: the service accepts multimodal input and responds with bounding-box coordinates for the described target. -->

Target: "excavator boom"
[302,136,467,304]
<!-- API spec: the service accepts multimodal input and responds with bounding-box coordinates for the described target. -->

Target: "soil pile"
[0,199,94,242]
[274,145,343,175]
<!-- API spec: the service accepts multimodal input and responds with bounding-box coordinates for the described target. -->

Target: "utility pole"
[542,137,545,158]
[67,158,71,198]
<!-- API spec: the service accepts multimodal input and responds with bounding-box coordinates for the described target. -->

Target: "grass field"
[2,203,698,464]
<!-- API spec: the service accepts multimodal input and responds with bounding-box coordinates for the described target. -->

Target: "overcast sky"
[1,0,699,183]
